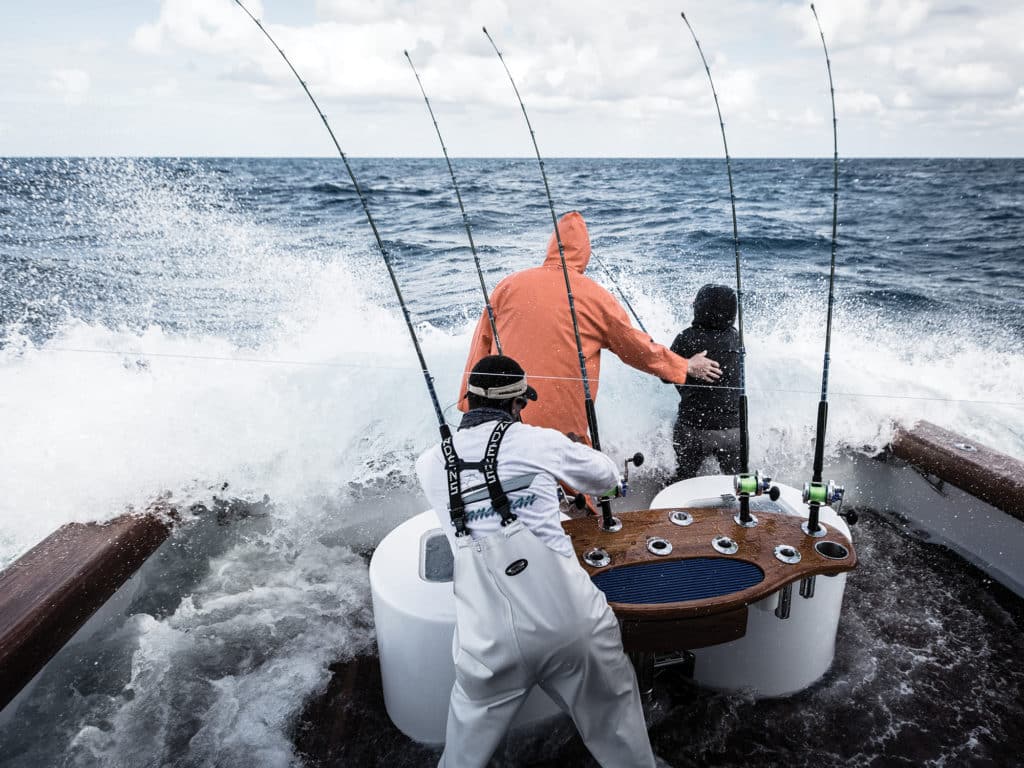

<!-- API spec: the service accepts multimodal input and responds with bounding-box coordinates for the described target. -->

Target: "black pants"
[673,423,741,480]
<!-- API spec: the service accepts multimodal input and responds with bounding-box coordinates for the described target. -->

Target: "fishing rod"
[590,251,649,335]
[404,49,502,354]
[233,2,450,441]
[804,3,846,536]
[482,26,620,532]
[680,11,775,527]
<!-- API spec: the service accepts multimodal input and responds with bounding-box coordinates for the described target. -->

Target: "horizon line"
[4,154,1023,160]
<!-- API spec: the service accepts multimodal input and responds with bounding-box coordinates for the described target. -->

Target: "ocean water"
[1,156,1022,766]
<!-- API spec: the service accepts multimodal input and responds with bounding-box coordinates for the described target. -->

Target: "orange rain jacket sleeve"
[458,211,689,440]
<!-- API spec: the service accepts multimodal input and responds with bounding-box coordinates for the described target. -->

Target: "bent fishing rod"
[680,11,775,526]
[483,27,620,532]
[233,1,450,442]
[804,4,846,535]
[404,50,503,354]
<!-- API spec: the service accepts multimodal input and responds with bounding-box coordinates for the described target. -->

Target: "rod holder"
[775,584,793,620]
[799,576,816,599]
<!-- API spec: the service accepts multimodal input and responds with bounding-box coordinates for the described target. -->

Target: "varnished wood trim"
[0,514,171,711]
[620,606,748,652]
[892,420,1024,521]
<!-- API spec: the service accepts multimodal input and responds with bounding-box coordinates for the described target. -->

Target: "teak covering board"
[892,420,1024,522]
[0,514,170,711]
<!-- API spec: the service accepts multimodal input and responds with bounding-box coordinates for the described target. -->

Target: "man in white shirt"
[416,355,656,768]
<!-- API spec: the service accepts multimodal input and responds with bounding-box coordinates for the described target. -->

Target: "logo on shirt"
[505,559,529,576]
[453,473,539,525]
[464,492,538,523]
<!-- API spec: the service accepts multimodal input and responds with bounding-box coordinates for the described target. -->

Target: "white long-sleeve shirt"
[415,419,620,558]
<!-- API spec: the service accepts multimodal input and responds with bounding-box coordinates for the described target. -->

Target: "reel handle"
[621,451,645,495]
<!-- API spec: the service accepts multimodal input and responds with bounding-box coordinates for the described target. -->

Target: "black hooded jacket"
[670,284,740,430]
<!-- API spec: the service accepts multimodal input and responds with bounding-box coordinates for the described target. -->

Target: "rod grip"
[812,400,828,482]
[739,394,749,473]
[585,398,602,451]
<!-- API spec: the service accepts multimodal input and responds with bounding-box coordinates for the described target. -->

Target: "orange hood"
[543,210,591,273]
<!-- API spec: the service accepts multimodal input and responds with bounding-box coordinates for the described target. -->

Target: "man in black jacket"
[669,284,741,480]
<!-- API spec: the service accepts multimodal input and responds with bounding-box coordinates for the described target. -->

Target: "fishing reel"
[802,480,844,508]
[802,479,848,535]
[733,470,780,501]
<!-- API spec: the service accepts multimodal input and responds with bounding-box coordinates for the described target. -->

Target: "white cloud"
[995,86,1024,118]
[95,0,1024,155]
[151,78,181,100]
[48,68,91,105]
[131,0,772,117]
[132,0,260,55]
[839,89,884,115]
[133,22,163,54]
[786,0,930,49]
[921,61,1013,97]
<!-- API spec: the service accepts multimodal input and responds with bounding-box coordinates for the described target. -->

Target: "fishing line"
[404,50,502,354]
[234,0,449,435]
[27,346,1024,407]
[482,27,619,531]
[804,3,844,534]
[680,11,769,524]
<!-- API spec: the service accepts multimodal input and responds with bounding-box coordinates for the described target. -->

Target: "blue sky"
[1,0,1021,157]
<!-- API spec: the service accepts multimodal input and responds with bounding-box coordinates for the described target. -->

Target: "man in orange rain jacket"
[459,211,722,440]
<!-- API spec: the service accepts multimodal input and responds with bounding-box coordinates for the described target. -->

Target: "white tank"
[369,511,560,745]
[650,475,852,697]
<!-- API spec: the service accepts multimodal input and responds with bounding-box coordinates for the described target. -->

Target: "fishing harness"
[443,415,518,537]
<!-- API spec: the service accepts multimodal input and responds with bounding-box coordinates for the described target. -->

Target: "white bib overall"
[437,421,655,768]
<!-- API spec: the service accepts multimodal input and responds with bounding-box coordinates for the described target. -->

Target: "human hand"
[687,350,722,382]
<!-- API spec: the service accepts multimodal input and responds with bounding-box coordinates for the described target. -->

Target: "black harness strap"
[481,420,516,526]
[443,420,517,536]
[441,427,468,536]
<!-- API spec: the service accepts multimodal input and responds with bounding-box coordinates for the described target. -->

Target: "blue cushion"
[592,557,764,604]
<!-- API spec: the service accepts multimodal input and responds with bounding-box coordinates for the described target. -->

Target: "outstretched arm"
[602,291,721,383]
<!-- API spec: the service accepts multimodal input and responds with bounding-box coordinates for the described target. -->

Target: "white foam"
[4,262,1023,567]
[62,524,374,767]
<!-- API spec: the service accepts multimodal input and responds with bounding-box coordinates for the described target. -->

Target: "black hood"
[692,284,737,330]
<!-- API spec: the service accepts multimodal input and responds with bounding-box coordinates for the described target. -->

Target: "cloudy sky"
[2,0,1021,157]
